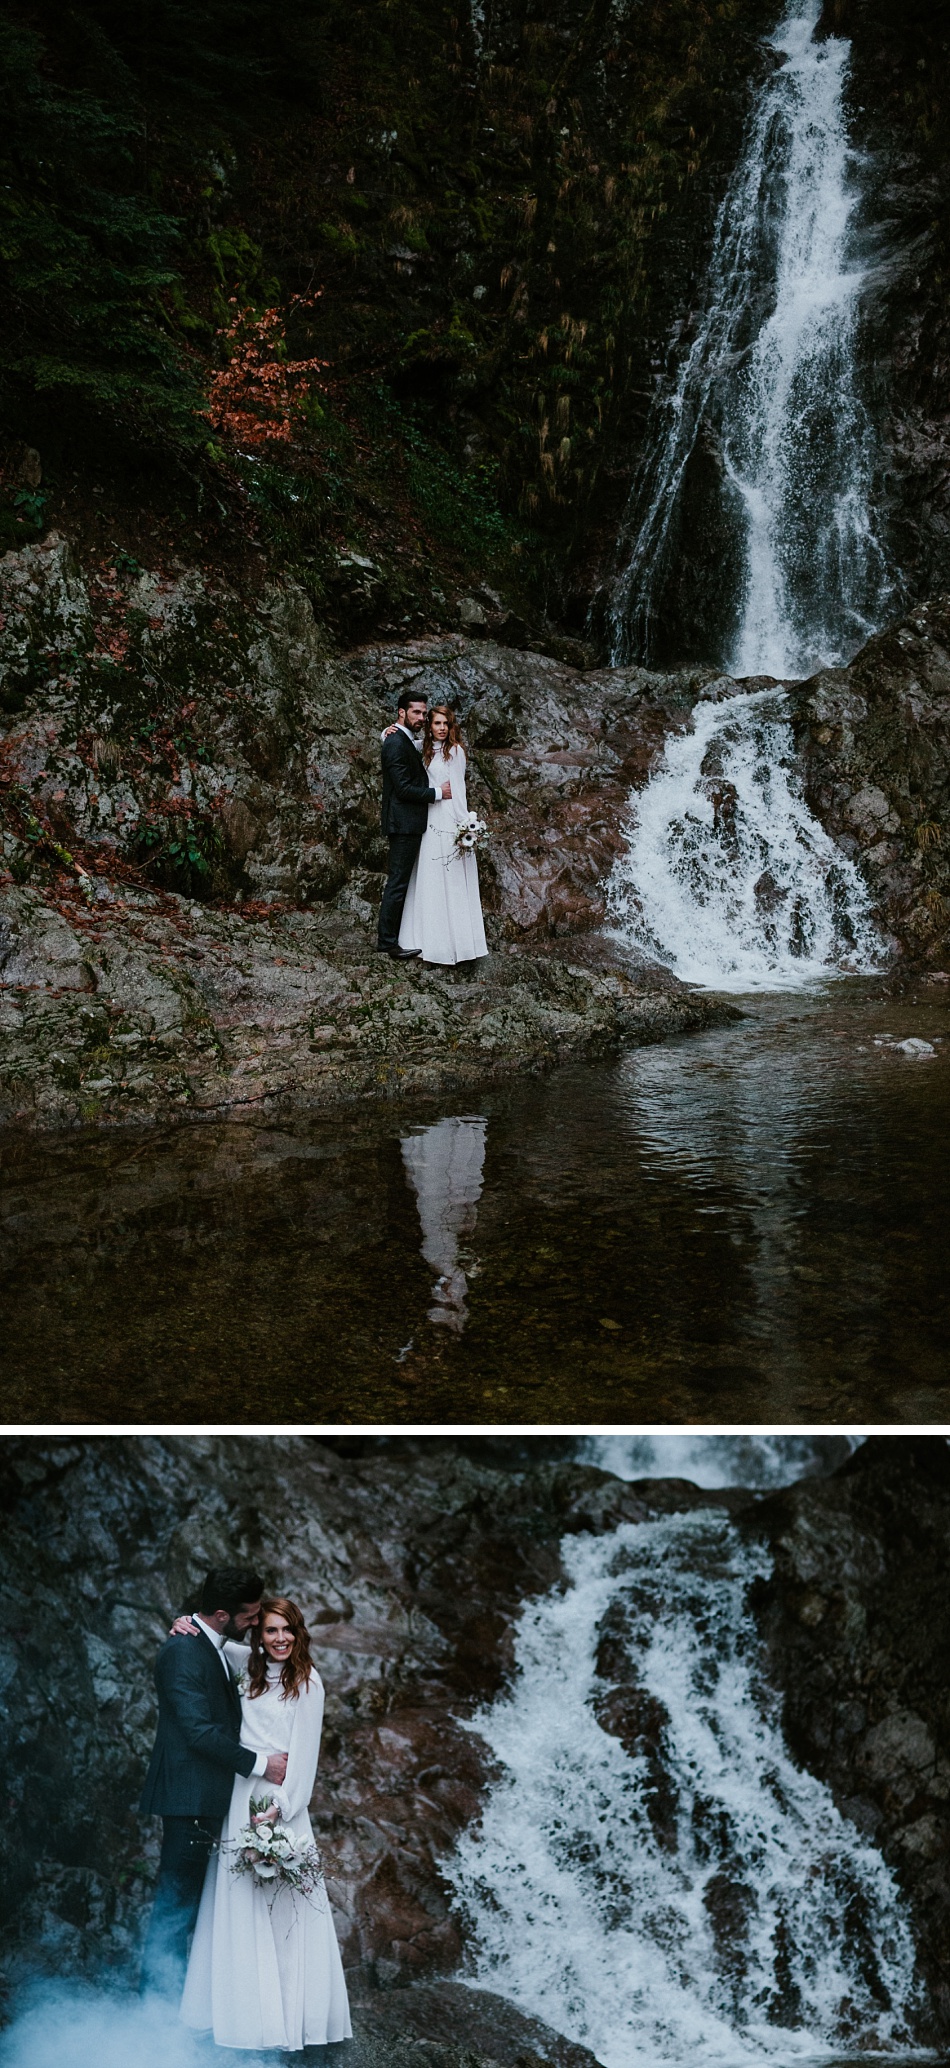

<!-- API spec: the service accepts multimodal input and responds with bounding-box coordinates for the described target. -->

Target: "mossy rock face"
[0,532,716,959]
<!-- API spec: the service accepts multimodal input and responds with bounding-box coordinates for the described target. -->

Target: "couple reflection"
[401,1115,487,1332]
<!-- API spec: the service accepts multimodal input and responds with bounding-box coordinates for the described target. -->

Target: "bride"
[179,1597,351,2052]
[398,703,488,965]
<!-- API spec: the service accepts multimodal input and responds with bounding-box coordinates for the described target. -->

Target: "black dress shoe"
[388,945,422,960]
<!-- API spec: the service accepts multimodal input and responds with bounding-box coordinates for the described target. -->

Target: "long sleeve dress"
[398,743,488,964]
[180,1648,351,2051]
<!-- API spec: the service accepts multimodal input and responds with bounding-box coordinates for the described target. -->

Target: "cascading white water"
[449,1513,919,2068]
[609,0,891,677]
[578,1434,860,1488]
[606,685,884,990]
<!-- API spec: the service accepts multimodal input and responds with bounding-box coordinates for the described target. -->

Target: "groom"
[139,1564,288,1997]
[377,691,452,959]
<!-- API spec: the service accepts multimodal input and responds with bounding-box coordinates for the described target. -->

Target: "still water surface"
[2,981,947,1423]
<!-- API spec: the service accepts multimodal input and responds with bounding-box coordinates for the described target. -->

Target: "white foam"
[607,686,885,990]
[610,0,891,676]
[449,1513,918,2068]
[578,1434,859,1489]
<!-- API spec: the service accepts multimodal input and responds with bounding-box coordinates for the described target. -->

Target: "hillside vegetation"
[0,0,780,636]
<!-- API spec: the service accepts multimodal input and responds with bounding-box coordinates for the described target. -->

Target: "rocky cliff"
[789,593,950,962]
[4,1437,950,2044]
[749,1436,950,2035]
[0,533,732,1129]
[821,0,950,607]
[0,1436,737,2036]
[4,529,950,1132]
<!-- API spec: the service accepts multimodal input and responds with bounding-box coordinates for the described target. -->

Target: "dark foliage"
[0,0,795,608]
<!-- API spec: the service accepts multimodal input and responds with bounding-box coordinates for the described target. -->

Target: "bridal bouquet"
[451,811,489,860]
[227,1799,325,1903]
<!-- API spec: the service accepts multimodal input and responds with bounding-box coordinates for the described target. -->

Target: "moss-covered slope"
[0,0,781,636]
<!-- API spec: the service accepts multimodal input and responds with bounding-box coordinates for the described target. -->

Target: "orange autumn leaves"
[205,296,327,449]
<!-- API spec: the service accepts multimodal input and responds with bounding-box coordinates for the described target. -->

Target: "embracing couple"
[376,690,488,965]
[139,1564,350,2053]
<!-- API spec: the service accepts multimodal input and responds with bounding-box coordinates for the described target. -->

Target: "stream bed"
[1,978,948,1424]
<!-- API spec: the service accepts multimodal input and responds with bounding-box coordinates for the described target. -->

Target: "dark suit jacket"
[139,1630,257,1818]
[381,728,438,837]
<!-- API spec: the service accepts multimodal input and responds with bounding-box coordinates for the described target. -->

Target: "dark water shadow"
[1,981,948,1423]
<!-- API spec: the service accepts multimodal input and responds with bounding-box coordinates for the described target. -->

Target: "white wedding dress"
[180,1646,351,2051]
[398,743,487,964]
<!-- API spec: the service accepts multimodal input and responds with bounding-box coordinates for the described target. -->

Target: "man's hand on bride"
[264,1751,288,1783]
[440,781,452,798]
[170,1615,199,1636]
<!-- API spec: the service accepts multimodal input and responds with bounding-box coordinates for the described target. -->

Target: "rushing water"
[578,1433,859,1488]
[449,1513,919,2067]
[2,985,947,1423]
[606,687,885,990]
[609,0,890,675]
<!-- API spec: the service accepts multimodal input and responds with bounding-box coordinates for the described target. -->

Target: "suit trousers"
[377,832,423,949]
[140,1814,220,1997]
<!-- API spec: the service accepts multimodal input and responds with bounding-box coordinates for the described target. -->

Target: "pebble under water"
[1,980,948,1424]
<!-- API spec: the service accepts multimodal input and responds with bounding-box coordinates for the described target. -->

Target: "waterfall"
[578,1434,860,1488]
[606,685,884,990]
[448,1513,919,2068]
[609,0,892,676]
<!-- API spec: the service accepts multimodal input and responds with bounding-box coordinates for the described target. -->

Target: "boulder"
[789,596,950,961]
[747,1436,950,2036]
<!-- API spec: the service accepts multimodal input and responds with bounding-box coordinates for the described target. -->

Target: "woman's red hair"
[422,703,463,766]
[247,1597,313,1700]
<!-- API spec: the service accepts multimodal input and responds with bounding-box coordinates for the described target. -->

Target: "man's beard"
[224,1613,249,1641]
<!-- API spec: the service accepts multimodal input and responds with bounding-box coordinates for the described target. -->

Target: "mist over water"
[449,1514,919,2068]
[0,1988,211,2068]
[610,0,891,676]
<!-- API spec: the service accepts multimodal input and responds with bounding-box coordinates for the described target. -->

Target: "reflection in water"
[613,1011,880,1385]
[1,985,948,1421]
[401,1115,487,1331]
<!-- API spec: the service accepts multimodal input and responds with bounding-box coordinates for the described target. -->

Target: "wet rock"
[0,535,713,946]
[350,634,711,938]
[348,1982,603,2068]
[0,881,728,1130]
[0,538,739,1128]
[788,594,950,962]
[9,443,42,489]
[746,1436,950,2037]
